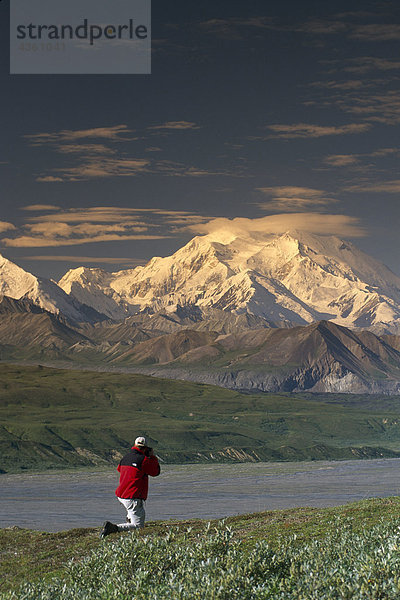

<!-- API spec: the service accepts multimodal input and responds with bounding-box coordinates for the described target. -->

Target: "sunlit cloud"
[350,24,400,41]
[199,17,274,40]
[189,214,366,238]
[256,186,336,211]
[26,207,201,224]
[370,148,400,157]
[311,79,365,90]
[35,158,243,182]
[150,160,244,178]
[25,222,149,237]
[323,148,400,170]
[22,204,60,211]
[36,176,64,183]
[0,222,16,233]
[345,180,400,193]
[343,56,400,73]
[148,121,200,130]
[46,157,151,181]
[335,91,400,125]
[23,255,147,266]
[265,122,371,139]
[333,11,379,19]
[25,122,243,182]
[289,17,400,43]
[323,155,360,167]
[25,125,133,145]
[2,233,168,248]
[57,144,117,155]
[294,19,349,35]
[0,206,209,248]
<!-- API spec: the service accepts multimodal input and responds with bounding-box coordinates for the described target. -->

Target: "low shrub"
[6,520,400,599]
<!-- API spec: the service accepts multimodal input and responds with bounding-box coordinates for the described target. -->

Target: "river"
[1,458,399,531]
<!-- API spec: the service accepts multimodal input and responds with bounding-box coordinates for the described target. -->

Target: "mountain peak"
[54,230,400,332]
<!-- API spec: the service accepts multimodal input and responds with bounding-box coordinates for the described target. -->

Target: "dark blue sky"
[1,0,400,279]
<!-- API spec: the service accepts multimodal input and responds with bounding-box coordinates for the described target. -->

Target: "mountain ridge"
[0,297,400,394]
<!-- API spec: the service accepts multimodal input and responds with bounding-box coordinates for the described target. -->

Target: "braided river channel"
[1,458,400,531]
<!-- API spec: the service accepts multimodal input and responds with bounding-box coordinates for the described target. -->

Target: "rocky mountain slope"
[93,320,400,394]
[1,297,400,393]
[0,296,88,359]
[58,230,400,333]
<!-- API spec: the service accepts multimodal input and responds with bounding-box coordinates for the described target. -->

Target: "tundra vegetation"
[2,498,400,599]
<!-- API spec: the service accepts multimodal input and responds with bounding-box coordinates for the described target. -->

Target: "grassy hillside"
[2,497,400,598]
[2,364,400,472]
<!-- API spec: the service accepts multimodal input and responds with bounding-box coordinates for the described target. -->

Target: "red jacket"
[115,446,160,500]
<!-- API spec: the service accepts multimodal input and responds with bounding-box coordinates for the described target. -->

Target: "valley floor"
[3,364,400,474]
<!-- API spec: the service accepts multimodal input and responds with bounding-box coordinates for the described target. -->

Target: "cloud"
[45,157,151,181]
[6,211,163,248]
[1,206,208,248]
[28,208,145,223]
[311,79,365,90]
[343,57,400,73]
[257,186,328,198]
[22,204,60,211]
[199,17,274,40]
[370,148,400,157]
[294,19,349,35]
[27,207,199,224]
[0,222,16,233]
[345,180,400,193]
[166,215,213,226]
[188,214,366,238]
[25,125,132,145]
[288,16,400,43]
[350,24,400,41]
[335,91,400,125]
[25,122,242,182]
[256,186,337,211]
[25,126,148,181]
[25,222,149,237]
[22,255,147,266]
[265,122,371,139]
[36,158,242,182]
[322,148,400,170]
[57,144,117,155]
[2,233,168,248]
[323,155,360,167]
[333,11,379,20]
[148,121,200,130]
[36,176,64,183]
[149,160,247,179]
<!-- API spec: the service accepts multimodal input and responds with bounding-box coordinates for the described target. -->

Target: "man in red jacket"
[100,436,160,538]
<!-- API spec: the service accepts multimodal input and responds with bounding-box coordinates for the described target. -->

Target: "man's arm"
[142,453,161,477]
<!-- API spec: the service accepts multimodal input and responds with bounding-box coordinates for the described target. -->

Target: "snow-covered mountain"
[58,229,400,332]
[0,254,106,323]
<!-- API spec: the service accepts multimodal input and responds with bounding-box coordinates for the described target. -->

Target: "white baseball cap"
[134,436,147,447]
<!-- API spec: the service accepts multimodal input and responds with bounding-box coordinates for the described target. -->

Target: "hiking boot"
[100,521,119,538]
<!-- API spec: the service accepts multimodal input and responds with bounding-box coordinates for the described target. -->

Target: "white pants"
[117,497,145,530]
